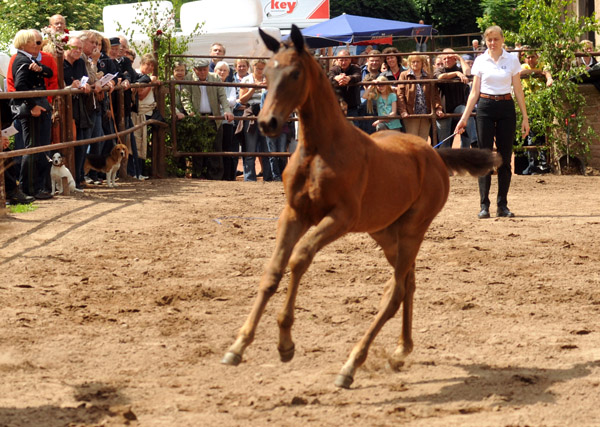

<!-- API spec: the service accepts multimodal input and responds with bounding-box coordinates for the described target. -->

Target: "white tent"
[0,52,11,78]
[179,0,263,34]
[103,1,175,37]
[103,0,281,61]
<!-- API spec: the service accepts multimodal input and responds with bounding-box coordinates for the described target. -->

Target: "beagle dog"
[84,143,128,188]
[48,152,83,194]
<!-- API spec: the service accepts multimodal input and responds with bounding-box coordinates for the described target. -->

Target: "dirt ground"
[1,173,599,427]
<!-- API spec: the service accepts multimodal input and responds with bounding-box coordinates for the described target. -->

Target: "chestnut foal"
[222,26,500,388]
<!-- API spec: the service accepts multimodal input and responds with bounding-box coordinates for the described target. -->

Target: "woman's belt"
[480,93,512,101]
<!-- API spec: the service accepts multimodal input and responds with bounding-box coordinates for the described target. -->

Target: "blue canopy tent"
[298,14,434,48]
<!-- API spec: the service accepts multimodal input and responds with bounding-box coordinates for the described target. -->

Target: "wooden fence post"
[153,85,167,178]
[118,88,129,179]
[64,91,75,173]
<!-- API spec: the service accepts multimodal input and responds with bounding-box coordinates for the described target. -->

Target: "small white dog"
[48,152,83,194]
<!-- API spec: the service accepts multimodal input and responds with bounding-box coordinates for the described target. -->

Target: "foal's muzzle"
[258,115,282,137]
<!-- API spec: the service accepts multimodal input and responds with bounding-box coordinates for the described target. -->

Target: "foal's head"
[258,25,311,137]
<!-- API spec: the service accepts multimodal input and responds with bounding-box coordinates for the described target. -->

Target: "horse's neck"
[296,62,351,150]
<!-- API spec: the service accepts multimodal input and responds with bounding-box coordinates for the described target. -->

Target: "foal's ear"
[290,24,304,53]
[259,28,280,53]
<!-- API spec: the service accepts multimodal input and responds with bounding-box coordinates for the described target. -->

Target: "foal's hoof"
[221,352,242,366]
[334,374,354,389]
[278,344,295,363]
[387,357,406,372]
[388,348,411,372]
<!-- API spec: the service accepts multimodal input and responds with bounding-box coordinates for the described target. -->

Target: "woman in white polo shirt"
[455,25,529,219]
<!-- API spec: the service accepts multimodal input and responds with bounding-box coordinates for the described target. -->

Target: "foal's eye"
[290,70,300,80]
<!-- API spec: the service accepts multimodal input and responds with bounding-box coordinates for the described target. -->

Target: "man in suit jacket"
[186,58,234,179]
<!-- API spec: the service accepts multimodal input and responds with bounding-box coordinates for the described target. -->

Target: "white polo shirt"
[471,49,522,95]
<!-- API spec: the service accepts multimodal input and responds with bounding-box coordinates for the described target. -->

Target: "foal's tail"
[436,148,502,176]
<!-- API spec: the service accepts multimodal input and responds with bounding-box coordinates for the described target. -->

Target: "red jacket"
[7,51,58,102]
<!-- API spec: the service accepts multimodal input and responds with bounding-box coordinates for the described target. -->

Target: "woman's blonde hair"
[13,29,36,50]
[407,53,430,74]
[374,75,392,93]
[250,58,267,70]
[365,75,393,114]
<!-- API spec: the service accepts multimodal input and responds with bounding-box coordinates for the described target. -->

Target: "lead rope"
[108,88,124,146]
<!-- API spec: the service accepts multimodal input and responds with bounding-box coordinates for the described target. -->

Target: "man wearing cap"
[185,58,234,180]
[435,48,477,148]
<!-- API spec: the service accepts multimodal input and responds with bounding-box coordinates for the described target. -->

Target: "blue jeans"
[347,106,359,127]
[242,123,268,181]
[357,102,376,134]
[437,104,477,148]
[87,110,104,181]
[265,133,287,181]
[125,116,140,177]
[75,126,93,186]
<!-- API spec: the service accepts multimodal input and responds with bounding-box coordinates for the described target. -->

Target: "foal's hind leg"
[222,206,308,366]
[388,264,415,371]
[277,211,355,362]
[335,234,424,388]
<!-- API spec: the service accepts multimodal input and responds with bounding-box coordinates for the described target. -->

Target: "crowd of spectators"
[2,14,161,205]
[3,19,599,200]
[173,45,295,182]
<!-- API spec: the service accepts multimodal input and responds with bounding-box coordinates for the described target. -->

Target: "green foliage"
[167,115,217,177]
[176,115,216,153]
[513,0,600,164]
[416,0,481,35]
[330,0,420,23]
[0,0,105,32]
[476,0,520,35]
[115,0,205,177]
[116,0,201,81]
[0,20,18,54]
[9,203,38,213]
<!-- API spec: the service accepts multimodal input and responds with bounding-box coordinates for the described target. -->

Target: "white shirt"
[471,49,521,95]
[198,85,211,114]
[241,74,263,105]
[221,86,236,124]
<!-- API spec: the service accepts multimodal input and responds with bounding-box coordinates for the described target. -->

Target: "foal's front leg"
[222,206,308,366]
[277,211,354,362]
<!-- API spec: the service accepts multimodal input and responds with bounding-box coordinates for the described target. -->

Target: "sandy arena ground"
[1,174,599,426]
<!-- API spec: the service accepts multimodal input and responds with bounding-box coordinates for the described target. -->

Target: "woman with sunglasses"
[11,29,54,200]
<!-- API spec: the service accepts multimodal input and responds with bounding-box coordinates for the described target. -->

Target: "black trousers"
[19,112,51,196]
[475,97,516,209]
